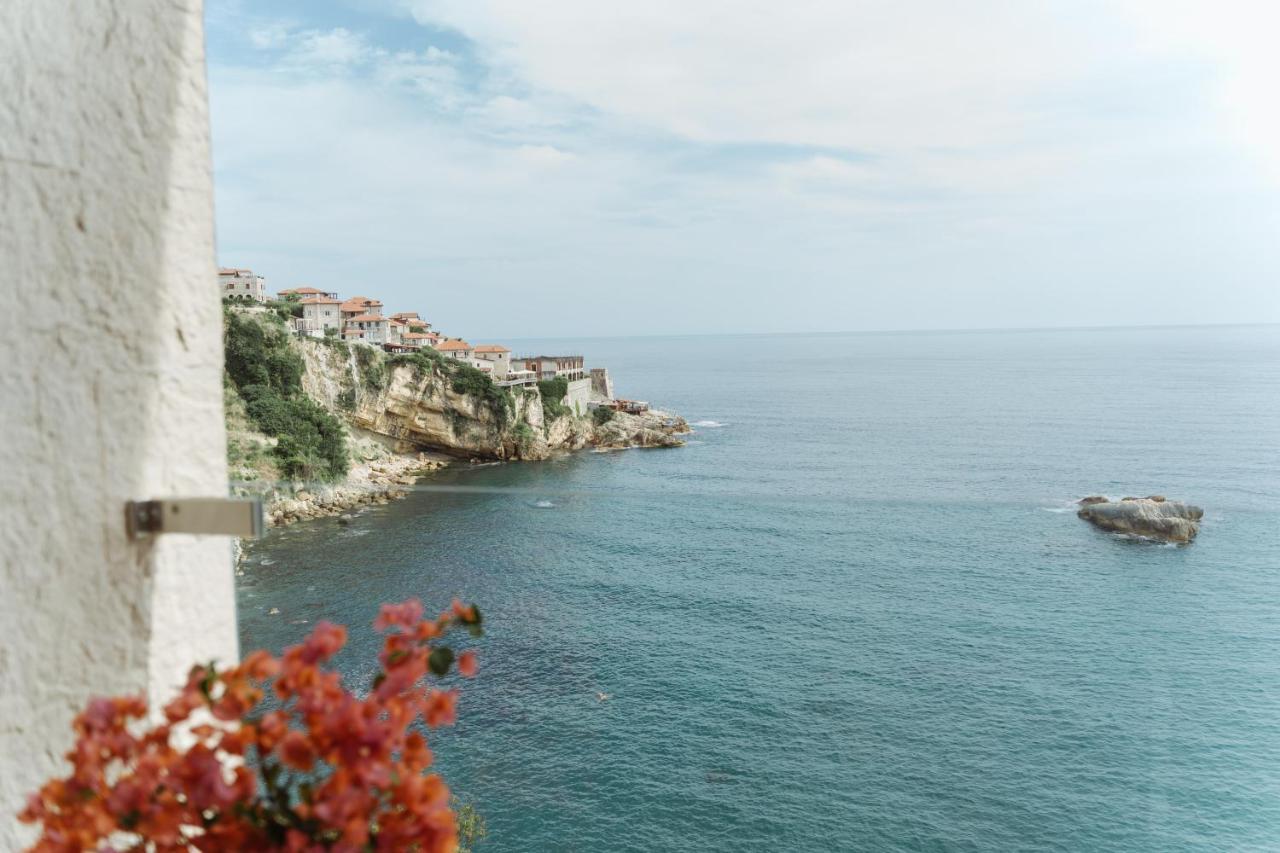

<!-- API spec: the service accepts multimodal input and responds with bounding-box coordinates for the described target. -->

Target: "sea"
[238,325,1280,851]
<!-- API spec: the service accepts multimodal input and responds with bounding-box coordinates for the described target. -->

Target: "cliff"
[224,308,687,524]
[294,339,647,461]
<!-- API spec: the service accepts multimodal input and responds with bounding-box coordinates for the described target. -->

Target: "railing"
[496,373,538,387]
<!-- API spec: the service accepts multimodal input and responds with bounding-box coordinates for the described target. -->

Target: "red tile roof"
[474,344,510,353]
[347,314,387,323]
[436,340,472,351]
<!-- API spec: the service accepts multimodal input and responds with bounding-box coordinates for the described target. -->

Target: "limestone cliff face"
[294,340,645,460]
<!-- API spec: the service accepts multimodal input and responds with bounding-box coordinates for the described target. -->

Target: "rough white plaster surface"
[0,1,236,845]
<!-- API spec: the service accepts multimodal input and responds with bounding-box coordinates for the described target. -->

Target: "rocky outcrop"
[593,409,690,449]
[1076,495,1203,543]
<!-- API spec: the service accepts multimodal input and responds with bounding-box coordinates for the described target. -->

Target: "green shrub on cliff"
[537,377,570,420]
[592,405,615,425]
[224,309,348,481]
[265,298,304,325]
[450,365,511,422]
[388,348,444,375]
[225,311,303,394]
[354,345,386,392]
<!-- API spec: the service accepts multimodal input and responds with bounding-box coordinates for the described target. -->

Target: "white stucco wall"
[0,1,236,846]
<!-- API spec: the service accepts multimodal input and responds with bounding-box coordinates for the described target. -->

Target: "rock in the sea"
[1077,496,1203,543]
[1078,495,1109,506]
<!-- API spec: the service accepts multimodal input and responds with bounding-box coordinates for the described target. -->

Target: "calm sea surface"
[240,325,1280,851]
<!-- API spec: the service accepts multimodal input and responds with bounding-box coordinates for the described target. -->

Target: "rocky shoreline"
[262,452,451,527]
[258,408,690,528]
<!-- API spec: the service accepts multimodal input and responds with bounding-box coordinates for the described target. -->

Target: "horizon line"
[486,320,1280,343]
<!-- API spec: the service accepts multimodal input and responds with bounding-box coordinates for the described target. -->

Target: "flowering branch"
[20,598,483,852]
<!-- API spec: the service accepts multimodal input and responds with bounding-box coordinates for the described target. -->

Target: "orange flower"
[300,621,347,664]
[424,690,458,727]
[457,651,478,678]
[279,730,316,771]
[375,598,424,632]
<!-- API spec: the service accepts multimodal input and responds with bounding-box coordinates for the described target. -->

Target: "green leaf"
[371,672,386,690]
[428,646,455,677]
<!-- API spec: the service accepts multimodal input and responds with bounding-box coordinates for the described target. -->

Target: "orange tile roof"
[281,286,326,295]
[347,314,386,323]
[300,296,341,304]
[474,344,510,353]
[436,340,472,351]
[403,332,433,340]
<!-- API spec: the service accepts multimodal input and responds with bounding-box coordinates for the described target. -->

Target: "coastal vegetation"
[354,344,386,392]
[537,377,570,420]
[224,309,348,481]
[592,405,615,426]
[21,599,484,852]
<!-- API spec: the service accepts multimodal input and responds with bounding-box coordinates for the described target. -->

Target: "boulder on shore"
[1076,495,1203,543]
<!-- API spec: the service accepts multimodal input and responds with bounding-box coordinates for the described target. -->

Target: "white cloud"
[513,143,575,167]
[247,22,291,50]
[285,27,373,68]
[206,3,1280,335]
[404,0,1280,182]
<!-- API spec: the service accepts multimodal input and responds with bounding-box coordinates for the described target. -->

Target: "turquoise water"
[239,325,1280,851]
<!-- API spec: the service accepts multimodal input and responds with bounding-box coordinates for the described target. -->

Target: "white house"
[391,311,430,330]
[474,344,512,378]
[402,331,439,349]
[218,267,266,302]
[346,314,390,345]
[386,317,409,346]
[298,296,342,336]
[340,296,383,323]
[436,339,474,360]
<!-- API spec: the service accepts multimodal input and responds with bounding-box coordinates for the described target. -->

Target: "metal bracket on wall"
[126,498,265,540]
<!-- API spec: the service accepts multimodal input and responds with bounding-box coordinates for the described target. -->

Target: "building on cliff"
[346,314,391,345]
[516,355,586,381]
[340,296,384,323]
[391,311,430,329]
[297,296,342,336]
[437,339,474,359]
[219,267,267,301]
[404,330,441,348]
[279,285,339,300]
[474,344,511,376]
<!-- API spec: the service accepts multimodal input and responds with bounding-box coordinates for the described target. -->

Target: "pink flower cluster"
[20,598,482,852]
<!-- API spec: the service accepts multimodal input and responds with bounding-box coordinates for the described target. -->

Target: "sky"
[206,1,1280,339]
